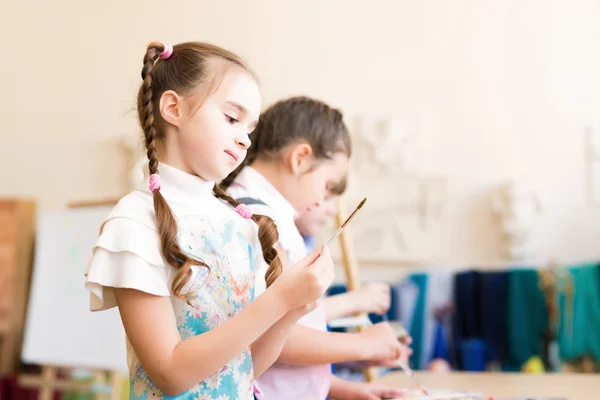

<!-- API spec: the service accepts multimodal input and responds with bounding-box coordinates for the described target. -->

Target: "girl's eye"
[225,114,238,124]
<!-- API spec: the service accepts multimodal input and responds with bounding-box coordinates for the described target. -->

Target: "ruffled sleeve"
[85,194,172,311]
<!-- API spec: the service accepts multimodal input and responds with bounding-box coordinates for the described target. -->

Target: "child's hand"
[285,301,319,321]
[371,341,412,368]
[366,332,412,368]
[359,322,407,363]
[353,283,391,315]
[339,381,407,399]
[272,245,334,312]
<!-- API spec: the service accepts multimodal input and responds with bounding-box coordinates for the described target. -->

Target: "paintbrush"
[394,359,429,396]
[326,197,367,245]
[371,315,429,396]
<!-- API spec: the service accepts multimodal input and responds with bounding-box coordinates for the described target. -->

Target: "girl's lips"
[224,150,239,163]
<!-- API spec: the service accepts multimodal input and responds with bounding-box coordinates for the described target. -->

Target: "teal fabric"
[506,269,548,370]
[558,263,600,361]
[408,273,428,370]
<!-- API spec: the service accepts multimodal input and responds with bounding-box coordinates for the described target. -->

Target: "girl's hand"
[271,245,334,312]
[371,342,412,368]
[353,282,391,315]
[359,322,408,363]
[374,334,412,367]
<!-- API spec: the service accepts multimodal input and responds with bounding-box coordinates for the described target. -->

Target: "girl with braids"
[84,42,335,400]
[223,97,409,400]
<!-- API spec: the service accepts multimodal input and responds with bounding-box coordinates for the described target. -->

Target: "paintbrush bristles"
[326,197,367,245]
[339,197,367,228]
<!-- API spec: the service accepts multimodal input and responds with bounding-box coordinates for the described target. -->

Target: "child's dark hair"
[220,96,352,190]
[330,176,347,196]
[137,41,283,297]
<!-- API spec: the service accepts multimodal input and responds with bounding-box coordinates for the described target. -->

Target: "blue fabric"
[408,273,428,370]
[387,285,399,322]
[460,338,486,371]
[481,271,509,364]
[327,284,348,333]
[368,285,399,324]
[303,235,316,253]
[430,320,450,362]
[327,284,346,297]
[452,271,483,370]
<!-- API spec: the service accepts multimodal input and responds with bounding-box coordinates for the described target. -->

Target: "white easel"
[19,199,125,400]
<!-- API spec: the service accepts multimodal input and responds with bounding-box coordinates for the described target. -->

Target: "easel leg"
[0,334,12,374]
[335,197,378,383]
[39,366,57,400]
[93,371,104,400]
[109,371,122,400]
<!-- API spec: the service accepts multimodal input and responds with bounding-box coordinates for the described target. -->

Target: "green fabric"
[506,269,548,370]
[60,393,94,400]
[59,376,129,400]
[59,377,93,400]
[408,273,428,370]
[558,263,600,361]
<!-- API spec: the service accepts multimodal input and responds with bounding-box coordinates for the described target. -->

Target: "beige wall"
[2,0,600,265]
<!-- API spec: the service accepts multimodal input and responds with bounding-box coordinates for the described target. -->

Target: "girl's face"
[160,65,261,181]
[295,194,339,237]
[291,152,349,214]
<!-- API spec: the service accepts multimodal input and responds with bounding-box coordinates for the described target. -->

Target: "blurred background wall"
[2,0,600,264]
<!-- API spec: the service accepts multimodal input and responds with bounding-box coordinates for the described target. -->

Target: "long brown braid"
[136,41,282,297]
[212,186,283,287]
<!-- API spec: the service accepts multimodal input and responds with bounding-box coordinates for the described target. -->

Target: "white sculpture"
[339,114,446,261]
[492,182,542,261]
[352,115,420,176]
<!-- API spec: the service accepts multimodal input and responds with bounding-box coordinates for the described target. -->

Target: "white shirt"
[227,167,331,400]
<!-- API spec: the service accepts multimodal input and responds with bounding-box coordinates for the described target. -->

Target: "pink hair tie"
[160,43,173,60]
[235,204,253,219]
[149,174,161,192]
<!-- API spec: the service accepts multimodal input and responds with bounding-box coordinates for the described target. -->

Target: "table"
[376,371,598,399]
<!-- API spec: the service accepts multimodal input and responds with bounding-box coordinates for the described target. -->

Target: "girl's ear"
[287,143,314,174]
[159,90,184,127]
